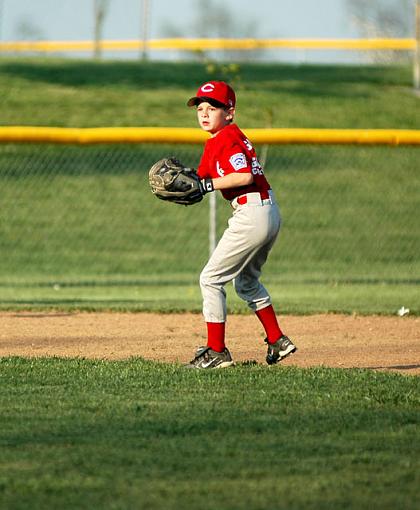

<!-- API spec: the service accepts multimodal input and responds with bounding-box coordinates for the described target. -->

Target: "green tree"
[160,0,261,62]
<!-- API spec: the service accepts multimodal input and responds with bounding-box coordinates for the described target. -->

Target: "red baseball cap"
[187,81,236,108]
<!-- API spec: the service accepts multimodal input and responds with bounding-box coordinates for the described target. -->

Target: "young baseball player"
[185,81,297,369]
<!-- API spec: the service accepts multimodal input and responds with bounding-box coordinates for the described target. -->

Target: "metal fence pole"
[93,0,108,60]
[0,0,3,41]
[140,0,150,61]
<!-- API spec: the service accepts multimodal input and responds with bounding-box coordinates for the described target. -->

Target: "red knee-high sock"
[255,305,283,344]
[206,322,226,353]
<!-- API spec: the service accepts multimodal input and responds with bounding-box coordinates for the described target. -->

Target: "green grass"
[1,60,418,510]
[0,280,419,316]
[0,58,419,128]
[0,59,419,313]
[0,358,418,510]
[1,144,418,314]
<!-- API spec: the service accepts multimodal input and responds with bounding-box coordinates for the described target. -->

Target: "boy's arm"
[211,172,253,190]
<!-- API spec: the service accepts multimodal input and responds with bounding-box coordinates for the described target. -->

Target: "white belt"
[231,190,274,209]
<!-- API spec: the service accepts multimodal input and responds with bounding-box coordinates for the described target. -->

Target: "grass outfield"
[0,358,419,510]
[0,59,419,313]
[1,280,420,315]
[1,144,418,314]
[0,59,419,129]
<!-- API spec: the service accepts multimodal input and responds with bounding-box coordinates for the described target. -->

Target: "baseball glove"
[149,157,204,206]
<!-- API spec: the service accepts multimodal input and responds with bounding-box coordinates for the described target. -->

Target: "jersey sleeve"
[219,141,252,175]
[196,149,210,179]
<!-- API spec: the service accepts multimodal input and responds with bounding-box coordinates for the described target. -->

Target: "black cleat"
[185,346,234,369]
[265,335,297,365]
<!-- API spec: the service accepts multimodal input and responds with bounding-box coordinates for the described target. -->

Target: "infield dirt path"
[1,312,419,375]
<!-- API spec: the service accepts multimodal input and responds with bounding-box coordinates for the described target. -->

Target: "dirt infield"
[1,312,419,375]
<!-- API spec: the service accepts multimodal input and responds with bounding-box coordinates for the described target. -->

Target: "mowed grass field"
[0,59,419,509]
[1,59,419,128]
[1,357,419,510]
[0,58,419,314]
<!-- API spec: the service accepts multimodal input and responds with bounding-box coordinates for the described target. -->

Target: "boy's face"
[196,101,234,135]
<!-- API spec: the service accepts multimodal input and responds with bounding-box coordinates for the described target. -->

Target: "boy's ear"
[226,107,235,120]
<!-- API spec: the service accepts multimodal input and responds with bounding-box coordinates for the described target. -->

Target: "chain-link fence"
[1,142,419,300]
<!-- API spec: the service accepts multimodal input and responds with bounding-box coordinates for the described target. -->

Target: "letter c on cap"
[201,83,215,93]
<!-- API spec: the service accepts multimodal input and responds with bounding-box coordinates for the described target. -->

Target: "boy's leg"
[233,243,284,342]
[200,207,275,351]
[234,261,297,363]
[231,200,294,350]
[206,321,225,353]
[255,305,284,342]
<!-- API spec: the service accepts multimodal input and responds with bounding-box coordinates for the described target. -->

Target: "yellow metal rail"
[0,38,416,53]
[1,127,420,145]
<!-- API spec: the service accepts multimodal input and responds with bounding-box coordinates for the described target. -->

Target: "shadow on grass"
[0,276,418,289]
[367,364,420,371]
[0,59,411,94]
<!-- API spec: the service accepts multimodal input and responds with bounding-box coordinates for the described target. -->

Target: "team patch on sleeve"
[229,152,248,171]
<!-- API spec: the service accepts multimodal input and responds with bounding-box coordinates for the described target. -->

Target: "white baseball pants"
[200,191,281,323]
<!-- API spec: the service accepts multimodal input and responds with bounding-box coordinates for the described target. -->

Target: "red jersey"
[197,123,271,201]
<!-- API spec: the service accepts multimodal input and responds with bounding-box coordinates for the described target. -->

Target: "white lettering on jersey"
[243,138,253,151]
[216,161,225,177]
[251,157,264,175]
[229,153,247,171]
